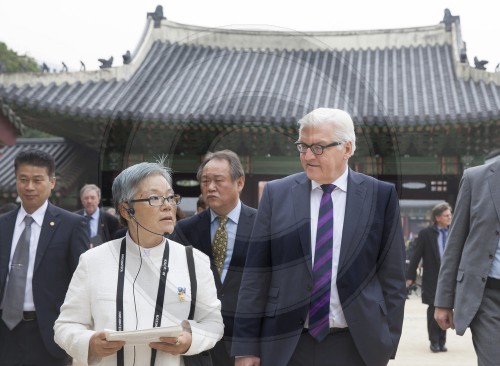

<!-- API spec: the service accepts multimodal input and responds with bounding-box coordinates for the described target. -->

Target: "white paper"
[105,325,183,345]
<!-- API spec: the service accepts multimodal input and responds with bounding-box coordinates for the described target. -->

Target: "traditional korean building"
[0,7,499,231]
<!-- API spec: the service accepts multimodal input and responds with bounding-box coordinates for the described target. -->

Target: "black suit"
[406,224,446,347]
[76,208,120,245]
[0,203,89,365]
[173,203,257,366]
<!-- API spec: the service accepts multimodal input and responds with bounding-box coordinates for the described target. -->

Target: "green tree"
[0,42,40,73]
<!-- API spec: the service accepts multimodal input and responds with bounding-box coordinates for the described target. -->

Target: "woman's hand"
[89,331,125,358]
[149,330,192,356]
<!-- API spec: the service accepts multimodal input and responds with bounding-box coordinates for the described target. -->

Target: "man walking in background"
[407,202,452,353]
[76,184,120,247]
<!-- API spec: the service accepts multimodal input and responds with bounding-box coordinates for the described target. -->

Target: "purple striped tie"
[309,184,335,342]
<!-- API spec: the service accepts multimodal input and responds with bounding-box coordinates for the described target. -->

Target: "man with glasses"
[232,108,406,366]
[173,150,257,366]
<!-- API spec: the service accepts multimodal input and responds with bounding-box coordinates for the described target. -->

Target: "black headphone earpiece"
[127,207,135,216]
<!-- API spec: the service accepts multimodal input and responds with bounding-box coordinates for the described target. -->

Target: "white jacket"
[54,235,223,365]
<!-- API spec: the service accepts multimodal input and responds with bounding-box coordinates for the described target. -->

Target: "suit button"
[482,278,486,282]
[490,255,494,259]
[307,284,312,291]
[299,319,305,325]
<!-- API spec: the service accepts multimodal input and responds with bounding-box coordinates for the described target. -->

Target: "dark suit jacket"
[76,208,120,245]
[0,203,89,359]
[173,203,257,349]
[406,225,442,305]
[232,170,406,366]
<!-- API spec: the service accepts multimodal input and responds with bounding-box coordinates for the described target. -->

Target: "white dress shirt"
[309,168,349,328]
[7,200,48,311]
[85,209,100,238]
[210,200,241,283]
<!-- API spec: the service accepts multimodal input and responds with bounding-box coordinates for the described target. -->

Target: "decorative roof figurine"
[474,56,488,70]
[98,56,113,69]
[442,8,460,32]
[122,50,131,65]
[61,62,68,72]
[41,62,50,73]
[80,61,86,72]
[147,5,166,28]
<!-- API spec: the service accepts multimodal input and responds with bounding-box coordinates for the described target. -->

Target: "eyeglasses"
[295,141,343,155]
[129,194,182,207]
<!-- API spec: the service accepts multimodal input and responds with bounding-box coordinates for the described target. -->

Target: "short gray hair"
[112,161,172,215]
[80,184,101,200]
[196,149,244,182]
[297,108,357,154]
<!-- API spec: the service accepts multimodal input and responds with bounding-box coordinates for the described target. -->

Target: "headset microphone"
[127,207,170,239]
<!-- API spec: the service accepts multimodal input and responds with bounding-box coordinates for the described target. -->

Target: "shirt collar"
[436,225,448,231]
[19,200,48,227]
[89,209,100,220]
[210,199,241,225]
[311,167,349,193]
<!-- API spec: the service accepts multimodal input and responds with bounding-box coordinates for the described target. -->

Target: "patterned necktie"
[1,215,34,330]
[86,215,93,237]
[309,184,335,342]
[439,228,448,257]
[212,216,228,276]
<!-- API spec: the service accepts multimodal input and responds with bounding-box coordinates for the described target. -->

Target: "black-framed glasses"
[295,141,343,155]
[129,194,182,207]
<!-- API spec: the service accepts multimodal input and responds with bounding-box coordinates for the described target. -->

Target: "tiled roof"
[2,41,500,127]
[0,138,89,194]
[1,14,500,128]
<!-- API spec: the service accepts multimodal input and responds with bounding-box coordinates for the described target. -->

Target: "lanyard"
[115,238,170,366]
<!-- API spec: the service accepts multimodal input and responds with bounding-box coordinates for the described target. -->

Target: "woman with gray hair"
[54,161,223,365]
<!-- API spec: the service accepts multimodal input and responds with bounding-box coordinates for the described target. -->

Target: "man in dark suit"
[435,160,500,365]
[232,108,406,366]
[406,202,452,353]
[0,149,89,365]
[173,149,257,366]
[76,184,120,247]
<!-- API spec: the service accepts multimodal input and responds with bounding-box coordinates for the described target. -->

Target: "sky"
[0,0,499,72]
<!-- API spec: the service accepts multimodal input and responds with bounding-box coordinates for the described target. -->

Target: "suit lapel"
[222,204,255,287]
[230,204,253,267]
[198,210,213,257]
[488,161,500,223]
[198,211,223,288]
[34,203,59,272]
[0,210,18,290]
[338,170,369,271]
[292,174,313,275]
[430,227,441,263]
[98,209,106,239]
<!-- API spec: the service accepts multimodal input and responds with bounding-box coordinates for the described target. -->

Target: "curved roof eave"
[1,9,500,130]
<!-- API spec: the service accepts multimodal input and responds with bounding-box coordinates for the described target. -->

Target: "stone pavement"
[389,293,476,366]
